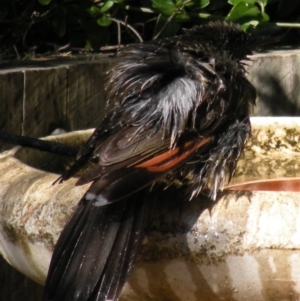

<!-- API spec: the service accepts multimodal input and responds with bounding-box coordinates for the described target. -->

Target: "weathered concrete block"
[247,49,300,116]
[23,67,68,137]
[0,71,23,149]
[67,60,109,130]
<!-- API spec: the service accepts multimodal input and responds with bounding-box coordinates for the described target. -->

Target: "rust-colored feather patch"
[136,137,211,172]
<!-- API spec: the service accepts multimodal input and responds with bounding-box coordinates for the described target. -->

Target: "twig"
[70,45,124,52]
[272,22,300,28]
[22,20,35,50]
[39,5,57,18]
[13,45,20,60]
[109,17,143,42]
[101,45,125,51]
[0,132,79,157]
[117,19,121,47]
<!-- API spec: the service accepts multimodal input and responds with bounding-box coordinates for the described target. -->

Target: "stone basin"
[0,117,300,301]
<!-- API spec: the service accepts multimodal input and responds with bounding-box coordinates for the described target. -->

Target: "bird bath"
[0,117,300,301]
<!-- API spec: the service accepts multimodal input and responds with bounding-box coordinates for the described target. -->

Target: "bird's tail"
[44,191,147,301]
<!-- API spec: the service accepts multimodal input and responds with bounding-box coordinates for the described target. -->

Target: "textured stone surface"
[233,117,300,184]
[247,49,300,116]
[23,67,68,137]
[0,71,23,150]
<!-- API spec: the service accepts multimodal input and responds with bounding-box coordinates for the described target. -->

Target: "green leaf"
[229,0,257,5]
[152,0,176,15]
[226,2,260,22]
[112,0,124,3]
[152,0,192,19]
[39,0,52,5]
[226,1,269,25]
[261,11,269,21]
[198,0,210,8]
[101,0,114,13]
[174,12,190,21]
[229,0,268,7]
[185,0,210,8]
[240,23,251,30]
[97,16,112,26]
[87,6,102,15]
[175,0,185,5]
[241,20,259,30]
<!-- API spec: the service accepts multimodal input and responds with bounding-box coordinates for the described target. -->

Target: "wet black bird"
[45,21,259,301]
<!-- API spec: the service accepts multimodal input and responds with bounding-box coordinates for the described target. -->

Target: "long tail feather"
[45,192,148,301]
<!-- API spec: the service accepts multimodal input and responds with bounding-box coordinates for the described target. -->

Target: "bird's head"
[182,21,274,61]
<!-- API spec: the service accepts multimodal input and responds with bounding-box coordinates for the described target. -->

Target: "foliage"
[0,0,299,60]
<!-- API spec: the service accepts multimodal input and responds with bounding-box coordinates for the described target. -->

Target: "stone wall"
[248,49,300,116]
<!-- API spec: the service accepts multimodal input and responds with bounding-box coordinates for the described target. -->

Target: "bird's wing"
[80,134,213,205]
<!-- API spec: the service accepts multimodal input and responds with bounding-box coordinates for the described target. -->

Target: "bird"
[44,21,260,301]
